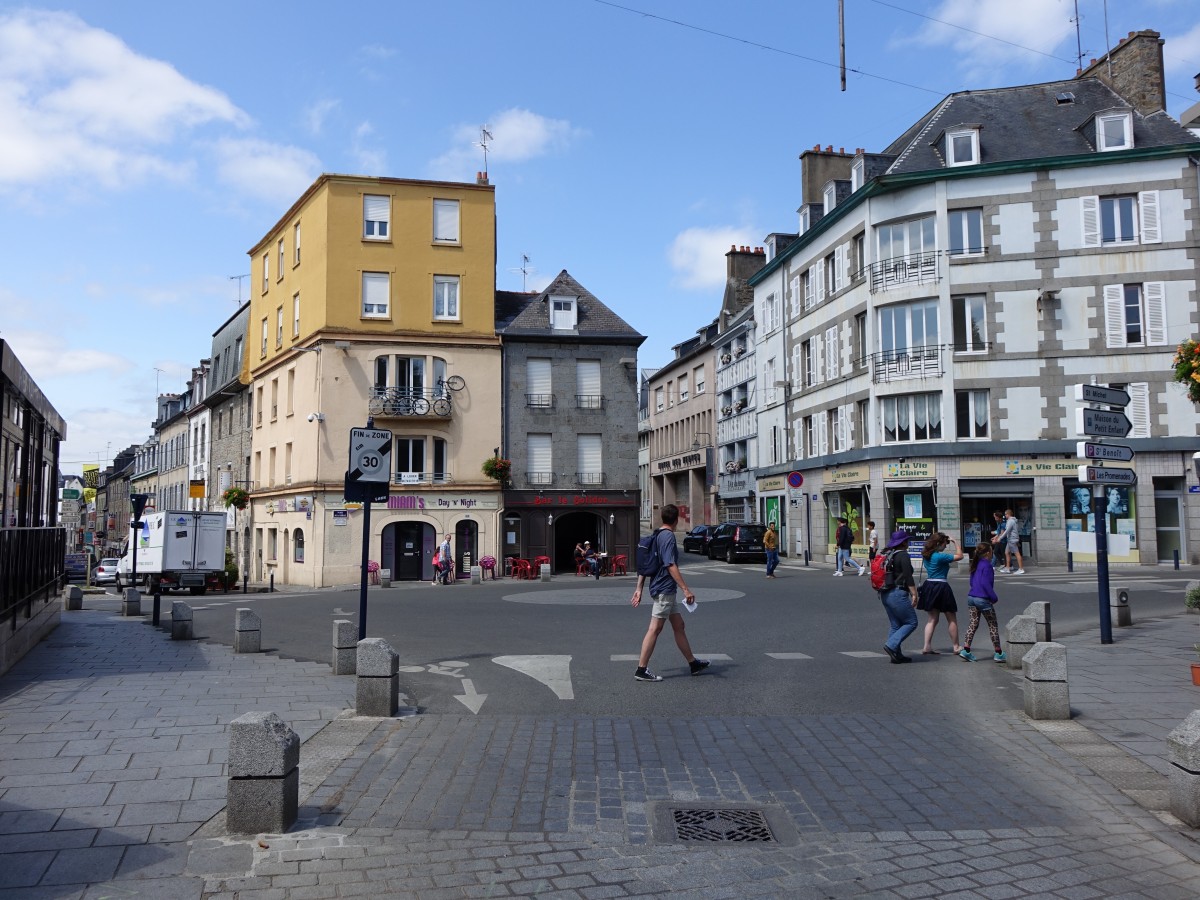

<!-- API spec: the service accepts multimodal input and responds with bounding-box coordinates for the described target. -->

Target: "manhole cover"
[671,808,775,843]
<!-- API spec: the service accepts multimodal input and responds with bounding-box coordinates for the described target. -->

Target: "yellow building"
[246,173,502,586]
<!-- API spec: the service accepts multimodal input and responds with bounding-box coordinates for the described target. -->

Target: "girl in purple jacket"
[959,543,1007,663]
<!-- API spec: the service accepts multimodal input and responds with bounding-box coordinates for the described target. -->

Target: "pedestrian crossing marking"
[610,653,732,662]
[766,653,813,660]
[840,651,888,658]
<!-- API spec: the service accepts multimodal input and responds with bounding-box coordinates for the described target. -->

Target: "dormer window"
[823,183,836,214]
[550,295,577,330]
[946,128,979,167]
[1097,112,1132,151]
[799,206,811,235]
[851,157,864,192]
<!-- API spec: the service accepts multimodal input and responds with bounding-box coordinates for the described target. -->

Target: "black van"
[706,523,767,563]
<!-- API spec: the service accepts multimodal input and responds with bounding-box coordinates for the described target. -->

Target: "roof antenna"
[507,254,532,291]
[1071,0,1085,72]
[229,273,249,303]
[476,125,493,179]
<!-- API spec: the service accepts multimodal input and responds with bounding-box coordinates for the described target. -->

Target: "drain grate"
[671,808,775,843]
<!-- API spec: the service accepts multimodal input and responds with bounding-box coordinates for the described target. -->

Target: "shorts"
[650,593,684,618]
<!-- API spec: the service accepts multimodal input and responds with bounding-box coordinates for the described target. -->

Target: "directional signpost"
[346,426,392,639]
[1073,384,1137,644]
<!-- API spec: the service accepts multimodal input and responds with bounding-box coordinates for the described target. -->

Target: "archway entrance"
[382,521,436,581]
[553,510,606,571]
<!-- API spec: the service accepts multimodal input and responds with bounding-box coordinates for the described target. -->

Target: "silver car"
[94,558,121,584]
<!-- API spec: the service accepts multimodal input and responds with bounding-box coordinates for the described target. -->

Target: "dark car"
[682,525,714,554]
[706,522,768,563]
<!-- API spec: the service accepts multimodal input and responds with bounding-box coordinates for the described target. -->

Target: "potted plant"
[1192,644,1200,686]
[1172,339,1200,402]
[481,456,511,484]
[720,353,732,365]
[734,399,746,412]
[734,346,746,358]
[222,486,249,510]
[721,405,733,416]
[1186,582,1200,613]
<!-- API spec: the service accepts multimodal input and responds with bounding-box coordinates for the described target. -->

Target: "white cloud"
[668,226,758,291]
[304,98,339,135]
[1164,21,1200,76]
[429,108,585,180]
[0,9,246,189]
[899,0,1075,76]
[213,138,321,205]
[352,122,387,175]
[4,328,133,381]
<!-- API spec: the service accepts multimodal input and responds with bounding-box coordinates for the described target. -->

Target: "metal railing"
[575,394,604,409]
[576,472,604,485]
[0,527,64,632]
[865,345,944,383]
[868,251,941,293]
[526,394,555,409]
[391,471,453,485]
[526,471,554,485]
[368,388,453,418]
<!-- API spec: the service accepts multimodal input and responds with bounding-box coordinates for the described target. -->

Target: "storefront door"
[1155,495,1183,562]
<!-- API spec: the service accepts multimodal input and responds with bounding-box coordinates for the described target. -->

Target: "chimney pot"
[839,147,845,154]
[825,145,833,152]
[1090,58,1096,65]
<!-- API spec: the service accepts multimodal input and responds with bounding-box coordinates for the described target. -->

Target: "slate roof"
[495,270,645,344]
[883,76,1200,175]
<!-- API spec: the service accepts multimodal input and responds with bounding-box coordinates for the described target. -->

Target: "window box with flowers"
[733,346,746,358]
[222,486,249,510]
[481,456,512,484]
[1173,339,1200,403]
[721,405,733,417]
[720,353,732,365]
[733,399,747,412]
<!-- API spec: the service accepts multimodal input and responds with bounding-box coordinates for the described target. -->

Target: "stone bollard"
[63,585,83,611]
[170,601,193,640]
[1110,586,1133,627]
[121,587,141,617]
[470,564,482,585]
[233,608,261,653]
[226,711,299,834]
[379,568,391,588]
[1005,614,1037,670]
[1023,601,1052,643]
[540,563,551,582]
[355,638,399,717]
[1022,641,1070,720]
[1168,711,1200,826]
[333,620,357,675]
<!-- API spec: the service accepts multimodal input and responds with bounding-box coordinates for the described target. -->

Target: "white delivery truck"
[116,510,227,594]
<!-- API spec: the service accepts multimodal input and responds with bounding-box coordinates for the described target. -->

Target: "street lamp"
[692,432,711,450]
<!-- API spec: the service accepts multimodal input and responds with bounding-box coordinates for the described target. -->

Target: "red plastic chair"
[576,559,590,576]
[514,558,533,579]
[610,554,627,576]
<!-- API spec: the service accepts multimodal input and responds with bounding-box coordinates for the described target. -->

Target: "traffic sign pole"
[347,420,392,641]
[1094,487,1113,645]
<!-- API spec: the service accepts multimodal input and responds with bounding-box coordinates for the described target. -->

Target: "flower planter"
[1192,663,1200,686]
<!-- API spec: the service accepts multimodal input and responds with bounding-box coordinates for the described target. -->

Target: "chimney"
[476,171,490,185]
[1078,29,1166,115]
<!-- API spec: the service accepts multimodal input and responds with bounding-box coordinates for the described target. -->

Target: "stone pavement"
[2,594,1200,898]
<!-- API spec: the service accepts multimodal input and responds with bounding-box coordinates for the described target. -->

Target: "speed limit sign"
[348,428,392,485]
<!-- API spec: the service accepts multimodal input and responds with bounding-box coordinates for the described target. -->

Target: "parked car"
[682,525,714,554]
[706,522,768,563]
[94,558,121,584]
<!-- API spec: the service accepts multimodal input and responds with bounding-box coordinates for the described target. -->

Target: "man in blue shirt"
[630,504,709,682]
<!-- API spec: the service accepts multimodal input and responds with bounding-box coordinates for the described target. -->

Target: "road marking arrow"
[493,655,575,700]
[455,678,487,714]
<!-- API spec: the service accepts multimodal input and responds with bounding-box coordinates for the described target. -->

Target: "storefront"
[757,473,790,555]
[823,466,871,557]
[717,469,753,522]
[377,492,499,582]
[1062,479,1140,564]
[884,460,936,554]
[502,490,639,574]
[957,459,1079,562]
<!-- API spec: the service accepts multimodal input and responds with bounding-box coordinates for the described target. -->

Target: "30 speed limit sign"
[348,428,392,485]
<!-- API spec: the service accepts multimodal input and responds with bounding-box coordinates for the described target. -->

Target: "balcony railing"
[868,251,940,293]
[576,472,604,485]
[368,388,453,418]
[391,471,453,485]
[526,471,554,486]
[865,345,944,383]
[526,394,555,409]
[575,394,604,409]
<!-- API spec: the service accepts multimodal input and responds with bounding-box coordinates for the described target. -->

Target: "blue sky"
[3,0,1198,475]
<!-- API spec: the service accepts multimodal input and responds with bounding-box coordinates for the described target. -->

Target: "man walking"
[437,533,453,584]
[834,517,865,576]
[630,503,709,682]
[764,522,779,578]
[992,509,1024,574]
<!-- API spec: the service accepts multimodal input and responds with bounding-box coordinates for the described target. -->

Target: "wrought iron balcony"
[868,251,941,293]
[864,345,944,384]
[526,471,554,486]
[526,393,555,409]
[368,388,453,418]
[391,471,453,485]
[575,394,604,409]
[576,472,604,485]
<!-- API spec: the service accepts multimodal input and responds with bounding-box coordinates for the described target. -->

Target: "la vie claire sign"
[960,459,1080,477]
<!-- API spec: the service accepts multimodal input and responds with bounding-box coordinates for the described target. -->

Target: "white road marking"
[841,651,888,658]
[609,654,732,662]
[455,678,487,714]
[493,655,574,699]
[766,653,813,660]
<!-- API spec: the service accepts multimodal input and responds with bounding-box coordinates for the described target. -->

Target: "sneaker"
[833,571,844,576]
[997,567,1011,574]
[857,567,866,576]
[634,668,663,682]
[689,659,710,676]
[1012,569,1025,575]
[993,651,1007,663]
[958,649,976,662]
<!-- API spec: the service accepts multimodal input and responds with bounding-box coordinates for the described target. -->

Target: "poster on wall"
[903,494,923,519]
[964,522,982,548]
[1116,518,1137,548]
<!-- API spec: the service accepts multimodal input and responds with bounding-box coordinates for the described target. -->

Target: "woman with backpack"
[959,543,1007,662]
[918,533,962,655]
[877,531,919,664]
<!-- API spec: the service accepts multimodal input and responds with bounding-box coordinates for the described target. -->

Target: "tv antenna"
[229,273,249,303]
[476,125,494,177]
[1071,0,1087,72]
[507,254,534,291]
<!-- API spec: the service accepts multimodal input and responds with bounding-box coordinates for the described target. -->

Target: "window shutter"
[578,434,602,473]
[814,335,825,384]
[842,404,854,448]
[1103,285,1125,348]
[1138,191,1160,244]
[794,421,804,460]
[1144,281,1166,345]
[789,274,801,318]
[527,359,552,394]
[527,434,552,471]
[433,199,459,242]
[817,412,828,455]
[825,326,839,379]
[362,273,389,315]
[814,261,825,303]
[791,344,803,389]
[577,360,601,395]
[804,267,814,308]
[1081,196,1100,247]
[364,195,389,224]
[834,245,846,293]
[1128,383,1150,438]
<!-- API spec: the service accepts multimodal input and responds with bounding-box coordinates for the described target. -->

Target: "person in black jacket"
[879,531,919,663]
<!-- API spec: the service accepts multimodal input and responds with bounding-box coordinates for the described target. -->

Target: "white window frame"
[952,295,987,353]
[277,239,285,280]
[260,317,268,357]
[1097,112,1132,152]
[433,275,460,321]
[577,434,602,483]
[363,194,390,240]
[881,392,943,444]
[527,358,552,407]
[693,365,705,395]
[577,359,602,408]
[1084,191,1159,247]
[955,389,989,439]
[678,373,689,402]
[293,222,301,265]
[276,307,283,348]
[293,292,301,337]
[550,296,577,330]
[851,157,864,192]
[946,128,979,166]
[825,325,840,379]
[433,199,460,243]
[1104,282,1166,348]
[948,209,984,256]
[361,272,390,319]
[527,433,552,484]
[261,253,269,292]
[823,182,836,214]
[655,386,664,413]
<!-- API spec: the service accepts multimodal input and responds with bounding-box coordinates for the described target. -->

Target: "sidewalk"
[2,595,1200,898]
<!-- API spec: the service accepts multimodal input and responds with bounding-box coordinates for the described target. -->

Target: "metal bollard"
[269,573,274,593]
[1067,551,1073,573]
[1175,549,1181,571]
[243,573,248,594]
[152,589,161,627]
[804,550,810,566]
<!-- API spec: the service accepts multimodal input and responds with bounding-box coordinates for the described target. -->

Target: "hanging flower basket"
[1172,339,1200,403]
[481,457,512,483]
[222,486,249,510]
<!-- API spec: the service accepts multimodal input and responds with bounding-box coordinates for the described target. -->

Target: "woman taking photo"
[918,532,963,655]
